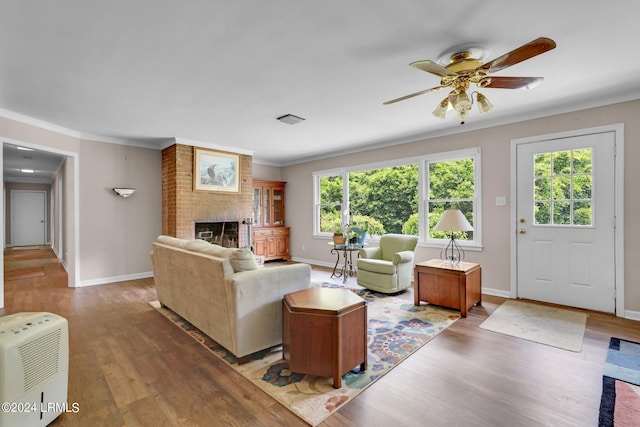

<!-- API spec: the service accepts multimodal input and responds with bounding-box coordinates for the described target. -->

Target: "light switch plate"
[496,196,507,206]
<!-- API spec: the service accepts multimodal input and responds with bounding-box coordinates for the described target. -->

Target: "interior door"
[12,190,46,246]
[516,131,616,313]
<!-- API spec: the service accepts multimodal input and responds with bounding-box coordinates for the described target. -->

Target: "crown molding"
[168,137,253,157]
[0,108,161,149]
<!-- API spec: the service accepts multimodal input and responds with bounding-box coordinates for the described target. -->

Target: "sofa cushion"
[185,239,232,257]
[185,239,215,252]
[156,235,188,249]
[230,248,258,272]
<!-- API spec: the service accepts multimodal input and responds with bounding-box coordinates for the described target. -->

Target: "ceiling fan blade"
[383,86,445,105]
[410,60,457,77]
[479,76,544,90]
[478,37,556,74]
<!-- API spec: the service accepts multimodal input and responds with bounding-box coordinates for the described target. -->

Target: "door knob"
[519,228,526,234]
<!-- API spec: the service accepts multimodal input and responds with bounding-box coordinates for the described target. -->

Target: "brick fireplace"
[162,144,253,246]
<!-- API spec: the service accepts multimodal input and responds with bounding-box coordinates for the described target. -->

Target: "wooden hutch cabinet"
[252,180,290,261]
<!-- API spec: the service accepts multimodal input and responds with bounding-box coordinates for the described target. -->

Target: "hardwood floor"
[2,248,639,426]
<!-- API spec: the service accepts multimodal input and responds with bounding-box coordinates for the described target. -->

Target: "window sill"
[419,241,484,252]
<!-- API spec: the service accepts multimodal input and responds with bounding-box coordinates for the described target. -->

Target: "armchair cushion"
[357,259,397,275]
[359,247,382,260]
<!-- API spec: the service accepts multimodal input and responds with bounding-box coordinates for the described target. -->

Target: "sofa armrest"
[225,263,312,316]
[224,263,312,357]
[359,247,382,259]
[392,250,415,265]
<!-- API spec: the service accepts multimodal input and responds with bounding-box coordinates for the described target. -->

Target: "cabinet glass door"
[252,188,261,226]
[263,188,271,225]
[273,188,284,225]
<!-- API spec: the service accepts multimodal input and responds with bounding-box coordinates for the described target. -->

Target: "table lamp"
[433,209,473,264]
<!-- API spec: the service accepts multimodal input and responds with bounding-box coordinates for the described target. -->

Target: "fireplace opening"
[195,221,239,248]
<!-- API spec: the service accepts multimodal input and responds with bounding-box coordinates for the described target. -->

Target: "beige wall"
[78,139,161,283]
[281,99,640,314]
[252,162,284,181]
[0,115,162,296]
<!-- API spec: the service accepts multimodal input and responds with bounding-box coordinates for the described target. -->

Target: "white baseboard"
[291,256,334,269]
[293,257,513,298]
[281,257,640,320]
[78,271,153,287]
[623,309,640,321]
[481,287,512,299]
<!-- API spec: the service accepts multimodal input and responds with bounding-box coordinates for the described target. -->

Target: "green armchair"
[356,234,419,294]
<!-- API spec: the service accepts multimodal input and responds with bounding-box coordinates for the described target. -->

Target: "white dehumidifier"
[0,312,69,427]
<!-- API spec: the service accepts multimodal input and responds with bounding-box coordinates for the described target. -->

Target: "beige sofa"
[150,235,312,361]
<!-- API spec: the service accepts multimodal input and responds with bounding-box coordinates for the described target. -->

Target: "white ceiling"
[2,0,640,175]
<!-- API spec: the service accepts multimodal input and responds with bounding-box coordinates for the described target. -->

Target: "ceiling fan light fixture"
[456,110,470,124]
[449,90,472,113]
[432,98,449,119]
[475,92,494,115]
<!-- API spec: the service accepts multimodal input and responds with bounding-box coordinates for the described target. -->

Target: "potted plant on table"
[349,216,384,245]
[332,225,347,245]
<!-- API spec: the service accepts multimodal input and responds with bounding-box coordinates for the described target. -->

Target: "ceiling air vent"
[276,114,305,125]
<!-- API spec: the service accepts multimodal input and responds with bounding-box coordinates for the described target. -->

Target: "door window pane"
[533,148,592,226]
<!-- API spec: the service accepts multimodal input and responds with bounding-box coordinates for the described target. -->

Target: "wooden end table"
[414,259,482,317]
[282,287,367,388]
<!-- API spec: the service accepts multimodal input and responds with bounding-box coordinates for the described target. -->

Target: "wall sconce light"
[113,188,136,198]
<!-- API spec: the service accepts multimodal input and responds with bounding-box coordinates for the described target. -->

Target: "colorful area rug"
[599,337,640,426]
[150,285,458,425]
[479,299,587,352]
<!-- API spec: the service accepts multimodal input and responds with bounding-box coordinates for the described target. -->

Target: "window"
[533,148,592,226]
[315,172,343,234]
[314,148,481,248]
[426,157,475,241]
[348,165,418,236]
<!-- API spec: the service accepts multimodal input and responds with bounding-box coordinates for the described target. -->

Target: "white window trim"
[312,148,482,249]
[313,168,344,237]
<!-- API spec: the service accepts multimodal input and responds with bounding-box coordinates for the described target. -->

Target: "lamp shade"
[434,209,473,232]
[476,92,494,115]
[432,97,449,119]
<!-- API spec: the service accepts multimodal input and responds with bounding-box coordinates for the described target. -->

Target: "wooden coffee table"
[282,287,367,388]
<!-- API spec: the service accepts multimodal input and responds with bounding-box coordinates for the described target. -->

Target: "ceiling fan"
[384,37,557,124]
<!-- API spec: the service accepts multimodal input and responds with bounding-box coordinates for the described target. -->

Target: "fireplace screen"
[195,222,239,248]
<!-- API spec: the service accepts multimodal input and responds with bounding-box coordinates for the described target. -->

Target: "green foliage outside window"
[428,158,475,240]
[319,175,343,233]
[534,148,592,226]
[348,165,417,235]
[318,156,477,241]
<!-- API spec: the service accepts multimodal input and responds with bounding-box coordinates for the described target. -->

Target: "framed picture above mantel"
[193,148,240,193]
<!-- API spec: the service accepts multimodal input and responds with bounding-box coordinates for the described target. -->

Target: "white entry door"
[516,131,616,313]
[12,190,46,246]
